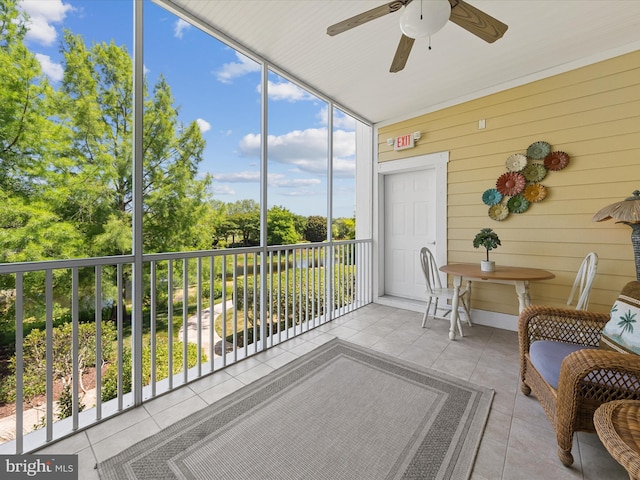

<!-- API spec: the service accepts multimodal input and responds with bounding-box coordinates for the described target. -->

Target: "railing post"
[150,261,157,395]
[259,62,268,353]
[326,244,333,322]
[71,268,79,430]
[131,0,144,406]
[45,270,54,441]
[95,265,103,420]
[15,273,24,454]
[167,260,174,388]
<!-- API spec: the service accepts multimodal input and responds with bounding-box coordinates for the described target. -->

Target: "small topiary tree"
[473,228,501,261]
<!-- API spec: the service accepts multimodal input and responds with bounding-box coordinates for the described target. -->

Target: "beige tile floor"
[36,303,628,479]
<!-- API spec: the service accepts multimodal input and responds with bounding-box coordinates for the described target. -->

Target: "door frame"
[373,151,449,307]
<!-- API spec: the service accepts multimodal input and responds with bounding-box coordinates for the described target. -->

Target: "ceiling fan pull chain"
[428,36,432,51]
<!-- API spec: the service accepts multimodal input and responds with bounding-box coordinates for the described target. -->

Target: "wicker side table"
[594,400,640,480]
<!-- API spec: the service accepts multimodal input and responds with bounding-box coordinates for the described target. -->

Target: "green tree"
[305,215,327,242]
[0,0,49,193]
[292,212,307,240]
[0,1,84,265]
[0,2,221,328]
[227,199,260,246]
[209,199,230,248]
[332,217,355,240]
[0,2,87,320]
[267,205,299,246]
[58,32,214,256]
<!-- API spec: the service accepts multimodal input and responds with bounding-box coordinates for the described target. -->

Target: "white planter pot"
[481,260,495,272]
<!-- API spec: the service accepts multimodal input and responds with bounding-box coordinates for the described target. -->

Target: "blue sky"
[17,0,357,218]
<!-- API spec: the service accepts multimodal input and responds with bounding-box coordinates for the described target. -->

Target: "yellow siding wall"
[378,50,640,315]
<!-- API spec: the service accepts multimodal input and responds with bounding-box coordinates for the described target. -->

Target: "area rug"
[98,338,493,480]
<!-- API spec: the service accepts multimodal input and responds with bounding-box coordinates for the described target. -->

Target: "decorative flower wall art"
[522,163,547,182]
[505,154,527,172]
[526,141,551,159]
[482,189,503,205]
[507,194,529,213]
[523,183,547,202]
[544,151,570,171]
[482,141,570,221]
[496,172,526,196]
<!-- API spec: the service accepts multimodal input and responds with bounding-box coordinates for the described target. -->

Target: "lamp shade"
[592,190,640,223]
[399,0,451,39]
[593,190,640,281]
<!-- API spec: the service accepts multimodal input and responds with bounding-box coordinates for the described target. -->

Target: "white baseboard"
[374,296,518,332]
[467,309,518,332]
[375,295,424,312]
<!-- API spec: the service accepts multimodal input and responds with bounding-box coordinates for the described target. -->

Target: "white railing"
[0,240,372,453]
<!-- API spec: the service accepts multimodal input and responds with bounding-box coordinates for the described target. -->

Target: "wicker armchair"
[518,305,640,466]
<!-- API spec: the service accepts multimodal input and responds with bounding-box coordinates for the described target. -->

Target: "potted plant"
[473,228,501,272]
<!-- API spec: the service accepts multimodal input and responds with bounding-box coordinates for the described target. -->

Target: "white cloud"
[212,184,235,195]
[214,171,260,183]
[213,171,321,189]
[332,129,357,161]
[258,81,315,102]
[269,174,321,188]
[174,18,191,39]
[334,111,357,130]
[35,53,64,82]
[19,0,73,46]
[212,127,355,203]
[196,118,211,133]
[331,157,356,177]
[239,128,355,177]
[215,52,260,84]
[317,105,357,130]
[24,15,57,45]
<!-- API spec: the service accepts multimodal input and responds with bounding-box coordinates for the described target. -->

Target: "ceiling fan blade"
[327,0,410,36]
[390,34,415,73]
[448,0,508,43]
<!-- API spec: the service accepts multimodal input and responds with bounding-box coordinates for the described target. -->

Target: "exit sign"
[394,134,414,151]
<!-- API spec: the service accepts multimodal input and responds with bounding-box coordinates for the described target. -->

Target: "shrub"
[101,338,203,402]
[0,321,116,405]
[57,384,85,419]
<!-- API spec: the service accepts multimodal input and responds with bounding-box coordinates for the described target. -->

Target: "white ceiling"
[160,0,640,125]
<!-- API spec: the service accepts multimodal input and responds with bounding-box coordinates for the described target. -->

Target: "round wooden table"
[594,400,640,480]
[439,263,555,340]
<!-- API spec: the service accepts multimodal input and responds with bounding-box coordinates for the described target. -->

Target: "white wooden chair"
[566,251,598,310]
[419,247,471,336]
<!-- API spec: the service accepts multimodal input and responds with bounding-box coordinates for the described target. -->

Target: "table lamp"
[592,190,640,281]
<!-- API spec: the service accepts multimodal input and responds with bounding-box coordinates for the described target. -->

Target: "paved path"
[178,300,232,354]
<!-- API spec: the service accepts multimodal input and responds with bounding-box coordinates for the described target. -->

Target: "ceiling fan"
[326,0,508,73]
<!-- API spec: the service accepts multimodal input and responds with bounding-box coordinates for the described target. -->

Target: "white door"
[375,151,448,304]
[384,168,438,300]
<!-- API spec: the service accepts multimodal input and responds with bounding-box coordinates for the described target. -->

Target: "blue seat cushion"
[529,340,597,390]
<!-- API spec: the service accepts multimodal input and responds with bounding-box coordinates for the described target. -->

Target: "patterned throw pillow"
[600,281,640,355]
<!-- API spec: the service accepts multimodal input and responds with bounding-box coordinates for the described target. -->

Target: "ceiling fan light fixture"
[399,0,451,39]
